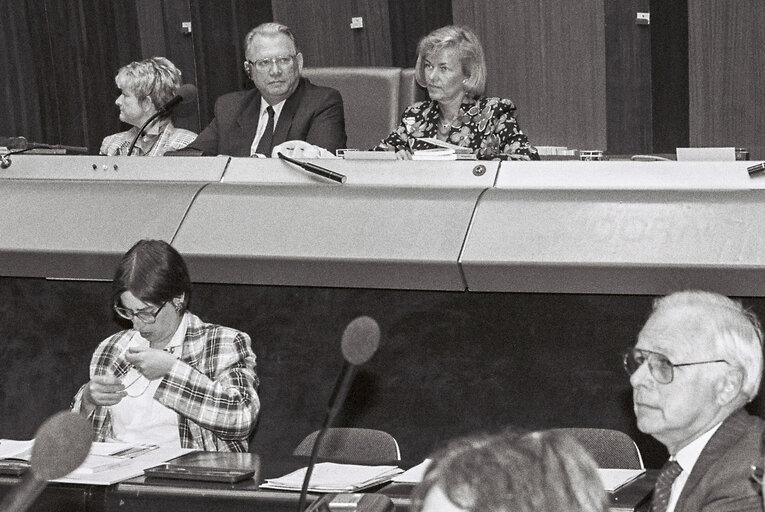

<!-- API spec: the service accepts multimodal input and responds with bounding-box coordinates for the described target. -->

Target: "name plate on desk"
[0,154,229,182]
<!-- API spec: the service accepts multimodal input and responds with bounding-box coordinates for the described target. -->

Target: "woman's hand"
[395,149,412,160]
[125,346,176,380]
[85,375,126,407]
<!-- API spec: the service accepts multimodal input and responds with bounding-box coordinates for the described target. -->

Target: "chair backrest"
[301,67,425,151]
[293,428,401,464]
[548,428,644,469]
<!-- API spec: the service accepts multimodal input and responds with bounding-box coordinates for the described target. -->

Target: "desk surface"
[0,459,655,512]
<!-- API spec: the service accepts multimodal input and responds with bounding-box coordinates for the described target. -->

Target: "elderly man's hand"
[125,346,176,380]
[272,140,336,159]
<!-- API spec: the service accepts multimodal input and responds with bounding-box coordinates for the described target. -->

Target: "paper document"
[391,459,431,483]
[260,462,403,493]
[598,468,646,492]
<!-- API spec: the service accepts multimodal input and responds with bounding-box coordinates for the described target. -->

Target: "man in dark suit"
[185,22,346,157]
[622,290,765,512]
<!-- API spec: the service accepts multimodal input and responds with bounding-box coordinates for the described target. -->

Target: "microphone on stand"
[4,136,88,154]
[0,411,93,512]
[297,316,381,512]
[126,84,197,156]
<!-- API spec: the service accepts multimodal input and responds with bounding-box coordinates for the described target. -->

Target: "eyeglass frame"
[621,347,729,385]
[113,300,168,324]
[244,54,297,73]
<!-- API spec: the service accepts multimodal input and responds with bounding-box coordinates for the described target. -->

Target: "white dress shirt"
[250,98,287,156]
[666,422,723,512]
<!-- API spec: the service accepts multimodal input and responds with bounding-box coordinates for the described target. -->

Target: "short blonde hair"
[414,25,487,98]
[115,57,183,109]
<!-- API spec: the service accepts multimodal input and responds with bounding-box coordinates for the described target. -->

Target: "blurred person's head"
[624,290,762,454]
[412,429,608,512]
[111,239,191,346]
[114,57,184,127]
[243,22,303,105]
[414,25,487,102]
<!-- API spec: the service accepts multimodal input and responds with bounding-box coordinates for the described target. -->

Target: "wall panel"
[453,0,607,151]
[689,0,765,159]
[272,0,392,66]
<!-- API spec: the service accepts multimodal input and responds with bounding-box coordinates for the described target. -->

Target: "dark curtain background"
[189,0,272,129]
[388,0,452,67]
[0,0,141,154]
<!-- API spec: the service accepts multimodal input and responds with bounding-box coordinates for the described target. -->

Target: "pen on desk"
[277,152,346,184]
[747,162,765,176]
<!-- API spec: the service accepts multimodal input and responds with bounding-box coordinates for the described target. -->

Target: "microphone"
[157,83,198,115]
[127,84,197,156]
[297,316,381,512]
[305,493,394,512]
[278,152,347,183]
[0,411,93,512]
[1,136,87,154]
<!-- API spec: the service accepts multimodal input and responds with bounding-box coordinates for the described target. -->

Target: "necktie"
[255,106,275,156]
[651,459,683,512]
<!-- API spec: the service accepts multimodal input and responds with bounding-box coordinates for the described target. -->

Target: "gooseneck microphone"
[0,411,93,512]
[297,316,381,512]
[127,84,198,156]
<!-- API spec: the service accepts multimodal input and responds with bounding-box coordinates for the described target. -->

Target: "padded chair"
[293,428,401,464]
[548,428,644,469]
[301,67,426,151]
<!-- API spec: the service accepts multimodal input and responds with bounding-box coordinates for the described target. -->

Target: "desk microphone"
[297,316,381,512]
[0,411,93,512]
[278,152,347,183]
[127,84,197,156]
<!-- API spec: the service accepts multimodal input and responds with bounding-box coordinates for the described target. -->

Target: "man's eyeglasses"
[113,300,167,324]
[622,347,729,384]
[245,55,296,72]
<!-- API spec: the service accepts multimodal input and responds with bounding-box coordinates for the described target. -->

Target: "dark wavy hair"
[111,239,192,311]
[412,428,608,512]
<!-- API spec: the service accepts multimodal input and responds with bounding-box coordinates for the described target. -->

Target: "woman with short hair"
[71,239,259,452]
[100,57,196,156]
[375,25,539,161]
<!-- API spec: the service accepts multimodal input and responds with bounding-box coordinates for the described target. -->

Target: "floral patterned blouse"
[374,97,540,161]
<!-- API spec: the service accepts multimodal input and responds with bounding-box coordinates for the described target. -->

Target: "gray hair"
[115,57,183,109]
[648,290,763,402]
[412,429,607,512]
[414,25,487,98]
[244,22,299,54]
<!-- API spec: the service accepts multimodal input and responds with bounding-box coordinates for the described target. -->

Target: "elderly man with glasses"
[181,22,346,158]
[622,290,765,512]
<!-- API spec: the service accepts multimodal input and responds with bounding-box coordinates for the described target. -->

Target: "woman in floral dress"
[375,25,539,161]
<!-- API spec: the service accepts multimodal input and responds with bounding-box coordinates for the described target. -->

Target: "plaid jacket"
[71,312,259,452]
[100,120,197,156]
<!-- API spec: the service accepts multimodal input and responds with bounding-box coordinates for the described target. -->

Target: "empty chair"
[547,428,644,469]
[293,428,401,464]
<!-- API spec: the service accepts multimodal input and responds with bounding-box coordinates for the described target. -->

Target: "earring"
[173,301,183,312]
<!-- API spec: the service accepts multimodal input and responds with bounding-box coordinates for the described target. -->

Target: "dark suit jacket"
[187,78,346,157]
[668,408,765,512]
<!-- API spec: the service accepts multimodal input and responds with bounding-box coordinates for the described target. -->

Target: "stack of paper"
[260,462,403,492]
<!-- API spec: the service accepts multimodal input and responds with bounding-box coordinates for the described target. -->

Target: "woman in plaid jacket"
[71,239,259,452]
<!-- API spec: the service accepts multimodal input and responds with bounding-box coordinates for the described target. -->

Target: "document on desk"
[598,468,646,492]
[54,442,193,485]
[260,462,403,492]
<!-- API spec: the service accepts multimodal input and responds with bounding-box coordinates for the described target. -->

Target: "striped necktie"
[651,459,683,512]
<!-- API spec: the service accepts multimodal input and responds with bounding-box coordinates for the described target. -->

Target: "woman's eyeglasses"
[113,300,167,324]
